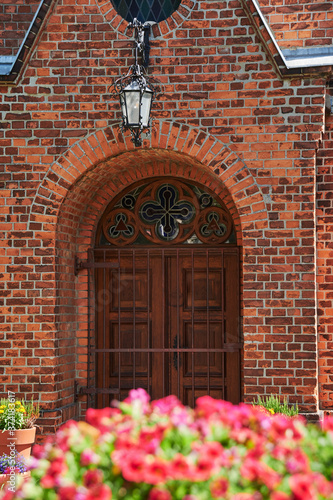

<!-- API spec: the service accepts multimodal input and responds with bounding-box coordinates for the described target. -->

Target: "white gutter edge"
[285,55,333,69]
[7,0,45,75]
[252,0,333,70]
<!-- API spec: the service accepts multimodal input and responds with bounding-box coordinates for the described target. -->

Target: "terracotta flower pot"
[0,428,36,460]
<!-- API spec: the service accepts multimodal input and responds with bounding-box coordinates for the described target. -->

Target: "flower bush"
[0,399,39,431]
[1,389,333,499]
[253,396,298,418]
[0,453,26,475]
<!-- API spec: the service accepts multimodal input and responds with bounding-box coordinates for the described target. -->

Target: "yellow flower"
[0,410,4,414]
[268,408,275,414]
[20,408,26,413]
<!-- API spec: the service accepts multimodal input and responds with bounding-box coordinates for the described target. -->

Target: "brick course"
[0,0,40,57]
[259,0,333,49]
[0,0,332,436]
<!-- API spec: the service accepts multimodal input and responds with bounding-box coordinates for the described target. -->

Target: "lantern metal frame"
[112,18,158,147]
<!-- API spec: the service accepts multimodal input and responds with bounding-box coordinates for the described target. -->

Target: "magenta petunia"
[148,487,172,500]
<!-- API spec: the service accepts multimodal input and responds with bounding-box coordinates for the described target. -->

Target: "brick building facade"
[1,0,333,437]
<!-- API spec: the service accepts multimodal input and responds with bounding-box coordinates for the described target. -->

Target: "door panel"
[94,248,240,407]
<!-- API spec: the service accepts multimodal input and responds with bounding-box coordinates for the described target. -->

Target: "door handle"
[172,336,182,370]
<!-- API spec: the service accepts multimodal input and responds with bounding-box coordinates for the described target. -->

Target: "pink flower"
[0,491,15,500]
[286,448,309,474]
[80,449,101,466]
[193,455,216,481]
[195,395,228,418]
[120,452,146,483]
[125,388,150,412]
[40,456,68,488]
[270,493,290,500]
[148,487,172,500]
[40,473,57,489]
[138,425,166,453]
[86,407,119,432]
[144,459,169,484]
[241,458,280,490]
[152,395,180,415]
[85,484,112,500]
[289,474,317,500]
[322,416,333,433]
[313,473,333,497]
[210,477,228,498]
[33,443,48,459]
[170,407,191,427]
[83,469,104,487]
[199,441,225,461]
[231,494,262,500]
[169,454,192,480]
[58,486,77,500]
[270,416,303,442]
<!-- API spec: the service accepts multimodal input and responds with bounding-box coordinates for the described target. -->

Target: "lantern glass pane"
[141,89,153,127]
[123,80,141,126]
[120,94,127,123]
[125,90,140,125]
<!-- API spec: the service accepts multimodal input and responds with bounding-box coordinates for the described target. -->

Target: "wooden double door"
[95,247,240,407]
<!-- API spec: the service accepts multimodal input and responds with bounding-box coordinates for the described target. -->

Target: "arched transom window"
[97,179,236,247]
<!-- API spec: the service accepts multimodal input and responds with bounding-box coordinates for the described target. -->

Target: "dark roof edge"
[1,0,332,83]
[240,0,333,79]
[0,0,54,83]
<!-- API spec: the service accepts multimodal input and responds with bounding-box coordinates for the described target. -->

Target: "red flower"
[169,454,192,480]
[210,477,228,498]
[86,407,120,432]
[120,452,146,483]
[138,425,166,453]
[289,474,317,500]
[144,459,169,484]
[195,395,230,418]
[58,486,77,500]
[40,456,68,488]
[40,473,57,489]
[81,449,100,466]
[199,441,225,461]
[83,469,103,488]
[148,487,172,500]
[313,472,333,497]
[86,484,112,500]
[286,448,310,474]
[241,458,280,490]
[193,455,216,481]
[32,443,47,459]
[270,493,290,500]
[0,491,15,500]
[231,493,262,500]
[151,395,180,415]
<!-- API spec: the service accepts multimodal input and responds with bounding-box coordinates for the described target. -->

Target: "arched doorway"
[92,177,241,407]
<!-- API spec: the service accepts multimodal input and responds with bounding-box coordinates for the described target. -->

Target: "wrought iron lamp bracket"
[111,18,159,147]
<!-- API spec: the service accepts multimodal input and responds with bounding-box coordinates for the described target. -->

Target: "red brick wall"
[317,110,333,413]
[0,0,40,57]
[259,0,333,49]
[0,0,331,436]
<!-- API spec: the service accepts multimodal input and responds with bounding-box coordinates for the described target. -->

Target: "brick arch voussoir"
[32,122,268,243]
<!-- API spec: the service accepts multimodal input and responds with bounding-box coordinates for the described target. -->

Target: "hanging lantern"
[112,19,157,147]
